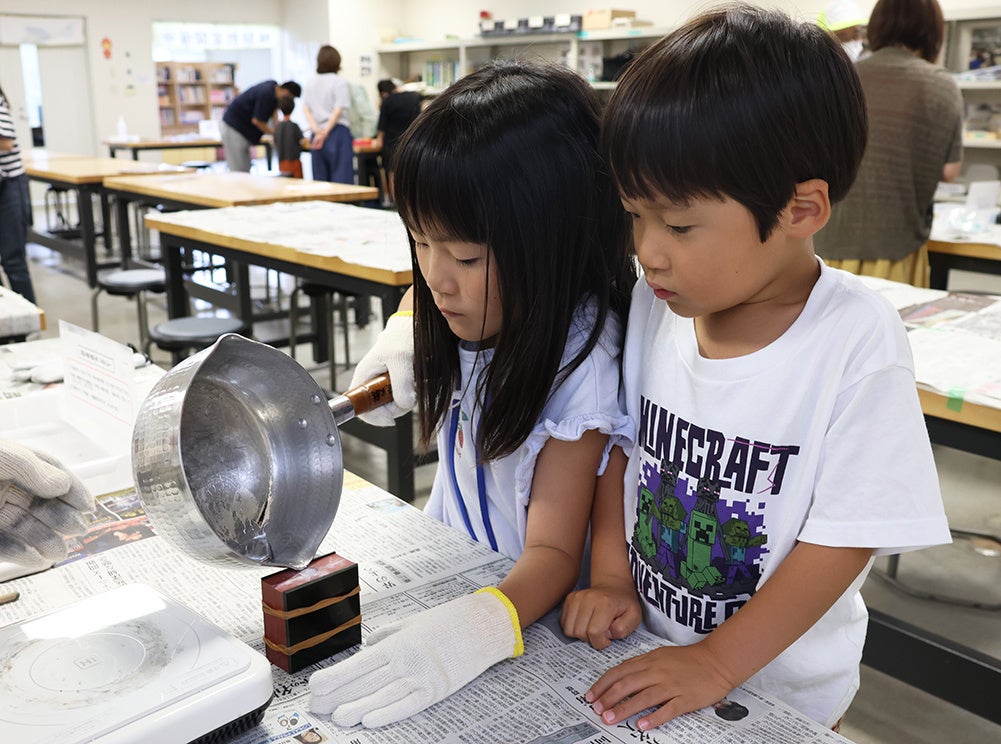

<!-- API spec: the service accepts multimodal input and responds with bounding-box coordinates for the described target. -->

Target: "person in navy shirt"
[220,79,300,172]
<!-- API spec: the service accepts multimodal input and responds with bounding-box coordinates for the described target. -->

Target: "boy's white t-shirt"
[619,260,951,726]
[425,303,633,561]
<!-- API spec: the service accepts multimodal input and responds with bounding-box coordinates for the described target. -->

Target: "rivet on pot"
[326,434,337,446]
[311,394,322,405]
[298,418,308,429]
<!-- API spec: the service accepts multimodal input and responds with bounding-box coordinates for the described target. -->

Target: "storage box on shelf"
[156,61,238,136]
[582,9,636,31]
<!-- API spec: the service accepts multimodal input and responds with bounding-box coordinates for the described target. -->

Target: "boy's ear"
[787,179,831,238]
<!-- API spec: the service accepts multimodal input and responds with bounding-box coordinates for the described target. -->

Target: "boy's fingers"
[609,608,641,640]
[559,597,579,636]
[585,610,613,650]
[637,698,690,732]
[608,686,663,724]
[586,662,631,705]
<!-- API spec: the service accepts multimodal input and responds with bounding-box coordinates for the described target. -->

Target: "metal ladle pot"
[131,333,393,570]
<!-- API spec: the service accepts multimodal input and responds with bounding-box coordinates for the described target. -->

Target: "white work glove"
[0,439,94,569]
[348,311,415,427]
[10,352,151,385]
[309,587,524,728]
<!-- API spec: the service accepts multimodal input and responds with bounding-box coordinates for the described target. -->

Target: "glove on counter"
[348,311,416,427]
[0,439,94,568]
[309,587,523,728]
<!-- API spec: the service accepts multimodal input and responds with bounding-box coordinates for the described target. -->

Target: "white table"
[0,334,846,742]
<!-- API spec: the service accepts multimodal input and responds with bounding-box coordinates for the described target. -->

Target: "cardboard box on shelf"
[582,9,636,31]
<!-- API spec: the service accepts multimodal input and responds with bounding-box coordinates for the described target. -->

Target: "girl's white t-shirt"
[425,304,633,561]
[619,261,950,726]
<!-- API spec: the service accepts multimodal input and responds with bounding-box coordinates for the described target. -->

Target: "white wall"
[4,0,997,155]
[327,0,405,105]
[1,0,284,154]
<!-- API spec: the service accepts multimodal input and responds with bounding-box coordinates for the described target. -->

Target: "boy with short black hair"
[560,3,950,731]
[274,95,304,178]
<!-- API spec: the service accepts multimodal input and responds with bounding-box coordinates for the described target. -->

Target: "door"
[0,46,33,150]
[37,45,95,156]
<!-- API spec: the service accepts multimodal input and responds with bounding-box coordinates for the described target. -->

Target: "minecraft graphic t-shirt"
[619,262,950,726]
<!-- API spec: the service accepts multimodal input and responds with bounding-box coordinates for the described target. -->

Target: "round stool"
[148,316,248,365]
[181,160,214,170]
[91,268,167,353]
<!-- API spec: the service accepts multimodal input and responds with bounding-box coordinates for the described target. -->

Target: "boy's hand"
[560,583,642,650]
[586,642,736,731]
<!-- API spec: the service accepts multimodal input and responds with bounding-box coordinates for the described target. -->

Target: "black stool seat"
[92,268,169,354]
[149,317,247,350]
[181,160,214,170]
[97,268,166,295]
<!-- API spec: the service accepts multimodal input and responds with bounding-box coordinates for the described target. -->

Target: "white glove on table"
[309,587,524,728]
[10,352,151,384]
[348,311,415,427]
[0,439,95,569]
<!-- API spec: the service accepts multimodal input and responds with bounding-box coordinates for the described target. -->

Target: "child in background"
[559,5,950,731]
[274,96,304,179]
[308,59,637,728]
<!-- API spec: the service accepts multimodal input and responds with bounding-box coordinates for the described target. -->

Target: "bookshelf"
[157,62,238,135]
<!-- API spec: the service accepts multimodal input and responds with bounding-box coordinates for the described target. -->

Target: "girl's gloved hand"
[348,311,416,427]
[309,587,523,728]
[0,439,94,569]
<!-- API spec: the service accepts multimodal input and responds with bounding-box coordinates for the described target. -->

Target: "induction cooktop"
[0,584,273,743]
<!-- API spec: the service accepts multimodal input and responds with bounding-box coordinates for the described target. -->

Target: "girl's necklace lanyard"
[447,401,498,552]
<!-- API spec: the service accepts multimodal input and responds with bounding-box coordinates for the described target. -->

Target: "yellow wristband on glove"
[476,586,524,657]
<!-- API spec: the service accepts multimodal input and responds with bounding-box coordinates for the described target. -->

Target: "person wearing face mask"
[818,0,868,61]
[815,0,963,287]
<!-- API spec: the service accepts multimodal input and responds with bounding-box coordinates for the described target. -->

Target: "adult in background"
[375,79,422,204]
[817,0,868,61]
[302,45,354,184]
[220,79,301,173]
[0,83,35,303]
[814,0,963,286]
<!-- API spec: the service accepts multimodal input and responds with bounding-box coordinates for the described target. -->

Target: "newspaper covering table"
[0,469,847,744]
[860,276,1001,410]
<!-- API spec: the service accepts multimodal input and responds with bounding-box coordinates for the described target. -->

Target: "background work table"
[102,171,377,209]
[22,150,193,287]
[144,201,417,501]
[859,277,1001,725]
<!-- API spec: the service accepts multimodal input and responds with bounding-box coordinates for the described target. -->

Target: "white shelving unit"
[946,14,1001,174]
[376,26,673,93]
[964,137,1001,149]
